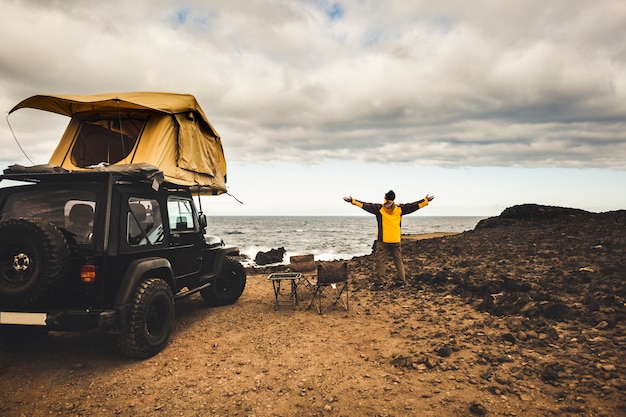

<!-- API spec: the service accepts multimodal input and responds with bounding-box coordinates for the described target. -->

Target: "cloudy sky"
[1,0,625,217]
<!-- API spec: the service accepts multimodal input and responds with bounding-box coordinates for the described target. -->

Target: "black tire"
[0,219,70,307]
[117,278,174,359]
[200,257,246,306]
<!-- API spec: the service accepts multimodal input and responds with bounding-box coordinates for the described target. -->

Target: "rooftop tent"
[9,92,227,195]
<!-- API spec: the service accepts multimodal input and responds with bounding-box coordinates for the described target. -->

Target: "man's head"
[383,190,395,209]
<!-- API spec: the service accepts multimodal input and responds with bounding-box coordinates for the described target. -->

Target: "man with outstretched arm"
[343,190,434,287]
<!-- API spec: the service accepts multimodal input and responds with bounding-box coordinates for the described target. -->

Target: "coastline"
[250,232,460,269]
[402,232,459,241]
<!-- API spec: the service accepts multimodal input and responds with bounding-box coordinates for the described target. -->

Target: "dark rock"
[539,301,571,321]
[476,203,590,229]
[435,345,452,357]
[391,355,413,368]
[469,402,488,415]
[254,247,286,265]
[502,333,516,344]
[541,362,563,382]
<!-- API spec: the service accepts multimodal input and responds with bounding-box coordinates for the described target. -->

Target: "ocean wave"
[210,215,483,266]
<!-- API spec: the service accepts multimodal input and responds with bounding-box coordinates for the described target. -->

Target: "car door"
[165,196,203,278]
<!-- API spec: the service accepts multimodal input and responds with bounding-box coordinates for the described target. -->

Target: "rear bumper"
[0,309,117,332]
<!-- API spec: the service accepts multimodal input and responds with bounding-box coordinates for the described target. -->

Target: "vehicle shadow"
[0,294,219,364]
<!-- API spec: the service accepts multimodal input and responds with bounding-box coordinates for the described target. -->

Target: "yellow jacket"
[350,198,429,243]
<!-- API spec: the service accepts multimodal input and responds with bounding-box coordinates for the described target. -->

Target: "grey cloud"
[1,0,625,171]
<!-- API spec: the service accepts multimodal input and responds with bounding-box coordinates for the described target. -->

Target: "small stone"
[469,402,487,415]
[596,321,609,330]
[502,333,516,343]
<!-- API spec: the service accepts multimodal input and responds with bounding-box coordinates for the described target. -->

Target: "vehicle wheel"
[117,278,174,359]
[0,219,70,307]
[200,257,246,307]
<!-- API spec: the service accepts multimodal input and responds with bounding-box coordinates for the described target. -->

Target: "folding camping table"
[267,272,302,310]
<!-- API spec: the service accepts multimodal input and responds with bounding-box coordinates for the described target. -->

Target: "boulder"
[254,247,286,265]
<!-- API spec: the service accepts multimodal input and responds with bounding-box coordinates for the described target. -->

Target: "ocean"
[205,216,485,266]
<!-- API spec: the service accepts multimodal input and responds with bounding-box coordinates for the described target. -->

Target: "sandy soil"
[0,204,624,416]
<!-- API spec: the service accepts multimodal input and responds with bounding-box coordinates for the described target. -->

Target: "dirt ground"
[0,204,624,417]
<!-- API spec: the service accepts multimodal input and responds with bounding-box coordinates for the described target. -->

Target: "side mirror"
[198,213,207,228]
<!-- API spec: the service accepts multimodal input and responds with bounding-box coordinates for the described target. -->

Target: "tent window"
[71,115,147,167]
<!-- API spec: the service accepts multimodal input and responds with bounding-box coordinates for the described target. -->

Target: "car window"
[127,197,164,246]
[167,197,197,232]
[65,200,96,244]
[1,189,96,244]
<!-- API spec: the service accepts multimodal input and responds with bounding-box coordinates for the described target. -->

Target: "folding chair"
[310,261,349,314]
[289,254,317,300]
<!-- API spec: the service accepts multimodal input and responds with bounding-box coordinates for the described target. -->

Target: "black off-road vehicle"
[0,164,246,358]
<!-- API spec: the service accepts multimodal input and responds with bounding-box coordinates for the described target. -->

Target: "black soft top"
[1,163,164,188]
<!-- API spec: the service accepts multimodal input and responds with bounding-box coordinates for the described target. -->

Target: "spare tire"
[0,218,71,307]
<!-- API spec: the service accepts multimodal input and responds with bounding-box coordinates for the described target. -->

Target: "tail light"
[81,264,96,283]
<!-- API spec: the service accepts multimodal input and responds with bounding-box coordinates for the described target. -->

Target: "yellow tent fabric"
[10,92,227,194]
